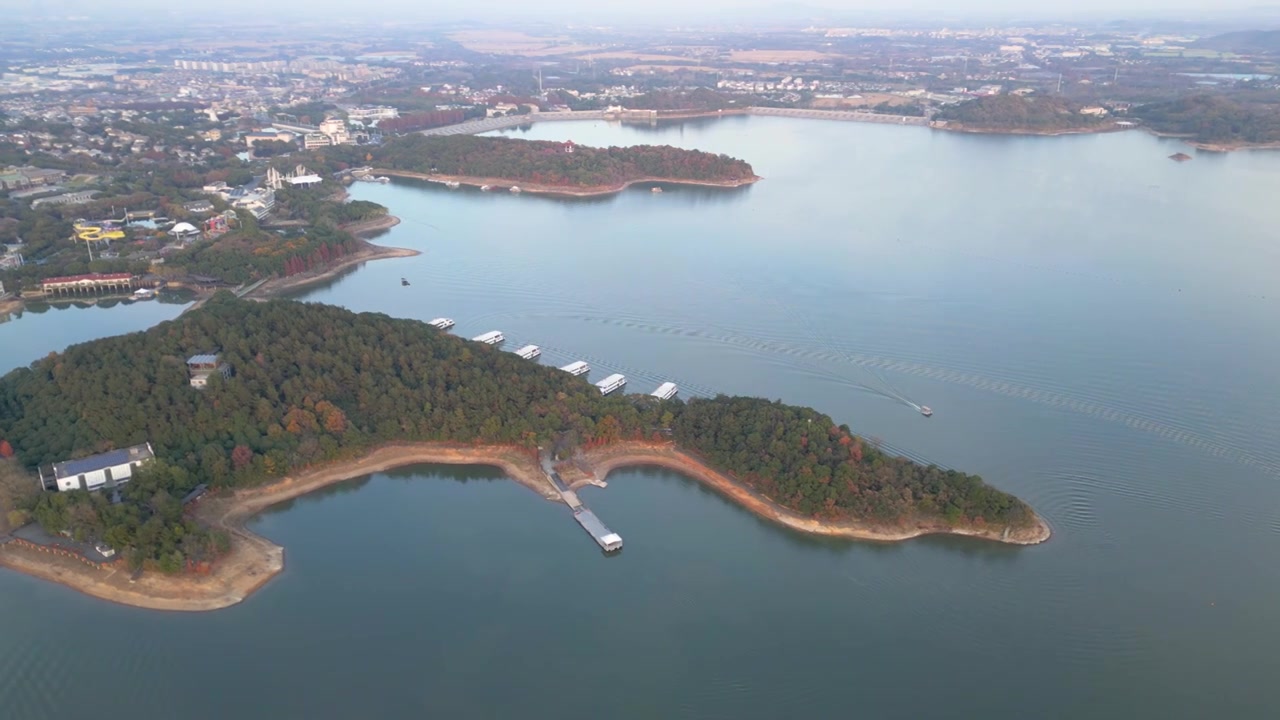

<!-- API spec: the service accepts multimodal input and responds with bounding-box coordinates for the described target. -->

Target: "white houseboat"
[560,361,590,376]
[428,317,455,331]
[651,382,678,400]
[513,344,541,360]
[472,330,504,345]
[595,373,627,395]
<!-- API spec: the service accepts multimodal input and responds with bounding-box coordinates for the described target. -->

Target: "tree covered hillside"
[673,397,1030,526]
[0,296,1035,565]
[369,134,756,187]
[1133,94,1280,145]
[936,94,1105,132]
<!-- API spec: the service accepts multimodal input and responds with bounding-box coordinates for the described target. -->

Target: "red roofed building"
[41,272,134,296]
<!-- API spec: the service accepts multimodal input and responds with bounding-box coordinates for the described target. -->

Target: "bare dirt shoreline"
[570,443,1053,545]
[246,236,419,300]
[0,445,555,612]
[373,168,760,197]
[0,441,1048,612]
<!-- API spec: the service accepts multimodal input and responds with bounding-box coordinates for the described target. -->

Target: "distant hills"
[1195,30,1280,54]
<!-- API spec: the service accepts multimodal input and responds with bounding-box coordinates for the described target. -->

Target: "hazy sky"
[20,0,1280,21]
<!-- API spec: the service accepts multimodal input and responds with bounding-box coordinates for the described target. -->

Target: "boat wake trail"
[733,278,919,411]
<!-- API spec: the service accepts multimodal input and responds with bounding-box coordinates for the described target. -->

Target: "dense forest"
[935,94,1106,132]
[0,297,1034,568]
[1132,94,1280,145]
[366,134,756,187]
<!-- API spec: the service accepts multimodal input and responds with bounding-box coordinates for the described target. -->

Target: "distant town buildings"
[41,443,155,492]
[345,105,399,122]
[243,129,297,148]
[0,166,65,191]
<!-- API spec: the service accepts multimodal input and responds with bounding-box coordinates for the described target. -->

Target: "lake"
[3,117,1280,719]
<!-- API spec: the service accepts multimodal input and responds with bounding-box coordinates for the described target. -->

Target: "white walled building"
[43,443,154,492]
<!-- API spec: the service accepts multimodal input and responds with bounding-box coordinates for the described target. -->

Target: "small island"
[0,295,1047,610]
[353,134,759,196]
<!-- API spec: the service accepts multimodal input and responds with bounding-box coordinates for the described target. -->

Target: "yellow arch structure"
[73,222,126,243]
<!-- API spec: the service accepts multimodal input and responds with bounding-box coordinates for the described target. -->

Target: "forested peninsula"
[1132,94,1280,149]
[934,94,1113,135]
[0,296,1046,608]
[356,134,758,194]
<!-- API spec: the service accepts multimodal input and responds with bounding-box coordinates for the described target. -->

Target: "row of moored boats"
[428,318,677,399]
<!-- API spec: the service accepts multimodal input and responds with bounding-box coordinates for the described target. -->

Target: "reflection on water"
[1,116,1280,718]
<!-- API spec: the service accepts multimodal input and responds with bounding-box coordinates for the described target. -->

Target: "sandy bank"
[0,296,23,316]
[569,442,1052,546]
[373,168,760,198]
[0,440,1048,611]
[246,239,418,300]
[0,445,556,612]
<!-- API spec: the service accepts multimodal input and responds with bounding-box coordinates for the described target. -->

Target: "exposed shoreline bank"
[245,236,418,300]
[0,296,23,316]
[933,122,1126,138]
[0,444,555,612]
[0,440,1047,612]
[373,168,760,197]
[569,443,1053,545]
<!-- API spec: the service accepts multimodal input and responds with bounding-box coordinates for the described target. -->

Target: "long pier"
[418,106,929,137]
[540,453,622,552]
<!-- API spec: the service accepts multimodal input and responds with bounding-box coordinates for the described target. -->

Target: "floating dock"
[513,344,541,360]
[472,330,504,345]
[651,382,678,400]
[573,508,623,552]
[560,360,590,376]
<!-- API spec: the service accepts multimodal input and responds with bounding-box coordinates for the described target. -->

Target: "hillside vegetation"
[936,94,1106,132]
[1133,94,1280,145]
[366,134,756,187]
[0,296,1035,566]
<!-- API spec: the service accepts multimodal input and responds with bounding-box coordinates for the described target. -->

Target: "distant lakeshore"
[0,441,1048,612]
[373,168,761,197]
[427,107,1279,153]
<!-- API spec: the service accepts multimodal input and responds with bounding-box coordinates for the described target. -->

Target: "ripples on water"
[5,118,1280,718]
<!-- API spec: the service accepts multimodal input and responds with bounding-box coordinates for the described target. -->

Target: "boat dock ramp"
[428,318,689,552]
[541,454,622,553]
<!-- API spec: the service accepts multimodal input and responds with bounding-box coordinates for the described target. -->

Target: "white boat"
[651,187,663,193]
[560,361,590,376]
[509,186,521,194]
[428,317,455,330]
[651,382,678,400]
[374,176,390,183]
[513,344,540,360]
[480,184,492,192]
[920,406,933,417]
[445,181,461,189]
[132,288,155,299]
[595,373,627,395]
[472,330,504,345]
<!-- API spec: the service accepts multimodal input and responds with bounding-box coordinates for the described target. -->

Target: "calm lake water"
[3,117,1280,719]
